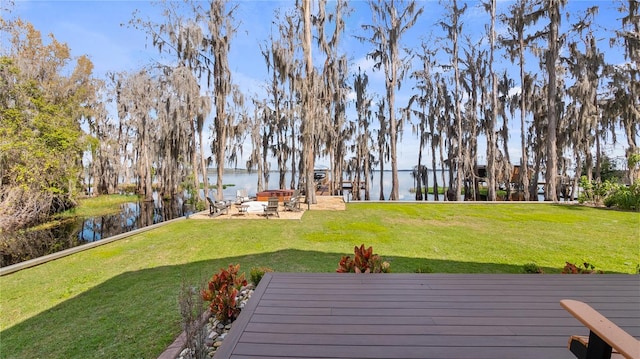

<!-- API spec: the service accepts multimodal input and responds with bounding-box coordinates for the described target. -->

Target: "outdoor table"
[235,203,249,215]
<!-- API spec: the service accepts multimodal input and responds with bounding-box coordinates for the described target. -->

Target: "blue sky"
[5,0,630,170]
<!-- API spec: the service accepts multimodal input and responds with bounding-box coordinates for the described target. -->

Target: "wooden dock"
[215,273,639,359]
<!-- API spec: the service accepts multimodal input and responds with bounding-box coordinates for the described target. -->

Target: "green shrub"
[201,264,247,323]
[336,244,390,273]
[604,181,640,211]
[194,199,206,212]
[523,263,544,274]
[249,266,273,286]
[577,176,618,206]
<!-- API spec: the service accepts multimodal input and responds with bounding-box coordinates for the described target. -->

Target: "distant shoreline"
[209,168,447,174]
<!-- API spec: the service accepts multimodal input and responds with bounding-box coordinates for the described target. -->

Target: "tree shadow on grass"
[0,249,611,359]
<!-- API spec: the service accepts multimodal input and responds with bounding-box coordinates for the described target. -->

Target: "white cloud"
[508,86,521,98]
[352,56,385,82]
[352,56,375,73]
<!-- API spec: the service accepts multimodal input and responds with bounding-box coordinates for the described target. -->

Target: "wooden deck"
[215,273,639,359]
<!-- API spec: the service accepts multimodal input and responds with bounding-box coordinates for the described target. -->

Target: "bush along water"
[603,181,640,211]
[578,176,640,211]
[337,244,390,273]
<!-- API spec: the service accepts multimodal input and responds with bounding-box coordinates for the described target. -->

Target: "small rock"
[214,341,223,348]
[208,331,218,340]
[224,324,232,330]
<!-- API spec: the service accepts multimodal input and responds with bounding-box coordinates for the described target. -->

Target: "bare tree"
[299,0,316,203]
[482,0,498,201]
[605,0,639,183]
[115,70,157,202]
[315,0,350,196]
[460,37,483,201]
[564,7,603,195]
[499,0,542,201]
[132,0,239,201]
[360,0,423,200]
[261,33,289,190]
[375,99,389,200]
[439,0,467,201]
[539,0,567,202]
[87,85,121,195]
[409,42,437,201]
[204,0,239,200]
[353,68,374,200]
[132,5,205,200]
[247,99,266,192]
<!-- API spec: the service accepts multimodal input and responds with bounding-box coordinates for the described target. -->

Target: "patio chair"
[283,195,301,212]
[207,197,231,216]
[236,189,251,204]
[560,299,640,359]
[262,197,279,219]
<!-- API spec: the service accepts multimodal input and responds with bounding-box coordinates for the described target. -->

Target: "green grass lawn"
[1,203,638,358]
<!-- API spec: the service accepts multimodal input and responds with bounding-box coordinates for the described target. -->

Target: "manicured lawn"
[1,203,637,358]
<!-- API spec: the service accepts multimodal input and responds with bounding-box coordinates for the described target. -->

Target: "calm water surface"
[1,195,192,267]
[210,169,448,201]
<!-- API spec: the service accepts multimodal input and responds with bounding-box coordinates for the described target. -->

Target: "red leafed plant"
[337,255,356,273]
[201,264,248,323]
[337,244,390,273]
[561,261,604,274]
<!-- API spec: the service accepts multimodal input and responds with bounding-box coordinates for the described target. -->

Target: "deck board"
[214,273,640,358]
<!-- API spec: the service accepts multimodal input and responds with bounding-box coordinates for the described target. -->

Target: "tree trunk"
[519,46,530,201]
[452,6,464,201]
[302,0,316,205]
[378,154,385,201]
[487,0,498,201]
[544,0,560,202]
[431,140,439,202]
[199,125,208,200]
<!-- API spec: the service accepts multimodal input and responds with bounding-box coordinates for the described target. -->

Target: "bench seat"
[561,299,640,359]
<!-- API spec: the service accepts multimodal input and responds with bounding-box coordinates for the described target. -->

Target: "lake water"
[208,169,450,202]
[0,196,192,267]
